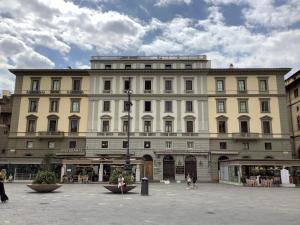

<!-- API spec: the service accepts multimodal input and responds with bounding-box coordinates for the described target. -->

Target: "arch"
[163,115,175,120]
[216,115,228,120]
[100,115,112,120]
[26,114,38,119]
[264,156,273,159]
[69,114,80,119]
[142,115,154,120]
[120,115,133,120]
[260,115,272,120]
[238,115,250,120]
[142,154,153,180]
[185,155,197,178]
[184,115,196,120]
[47,114,59,119]
[218,155,229,170]
[163,155,175,180]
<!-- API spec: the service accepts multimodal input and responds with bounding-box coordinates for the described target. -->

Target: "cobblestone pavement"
[1,183,300,225]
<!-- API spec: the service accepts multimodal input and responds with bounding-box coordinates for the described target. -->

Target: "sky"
[0,0,300,93]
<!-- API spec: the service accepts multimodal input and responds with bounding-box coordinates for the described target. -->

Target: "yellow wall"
[18,75,89,136]
[207,74,282,136]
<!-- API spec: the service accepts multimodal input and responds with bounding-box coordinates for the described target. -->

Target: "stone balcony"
[38,131,65,138]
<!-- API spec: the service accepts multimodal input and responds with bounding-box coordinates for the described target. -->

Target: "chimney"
[229,64,234,68]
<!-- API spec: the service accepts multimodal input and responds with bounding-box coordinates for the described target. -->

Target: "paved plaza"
[1,183,300,225]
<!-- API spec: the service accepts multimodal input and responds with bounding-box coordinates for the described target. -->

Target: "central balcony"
[232,133,259,140]
[56,148,85,156]
[38,131,65,138]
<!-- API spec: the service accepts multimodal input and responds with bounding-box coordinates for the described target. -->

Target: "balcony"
[56,148,85,156]
[26,90,45,94]
[38,131,64,138]
[67,90,84,94]
[232,133,259,140]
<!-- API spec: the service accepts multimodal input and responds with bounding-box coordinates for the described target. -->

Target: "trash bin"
[141,177,149,196]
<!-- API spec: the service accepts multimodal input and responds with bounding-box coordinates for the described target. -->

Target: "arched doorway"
[163,155,175,180]
[143,155,153,180]
[185,155,197,178]
[218,155,229,170]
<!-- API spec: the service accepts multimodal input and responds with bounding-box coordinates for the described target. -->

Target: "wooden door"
[144,161,153,180]
[163,155,175,180]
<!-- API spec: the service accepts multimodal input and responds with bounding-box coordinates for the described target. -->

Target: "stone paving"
[1,183,300,225]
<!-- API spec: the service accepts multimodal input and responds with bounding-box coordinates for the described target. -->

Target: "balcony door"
[240,121,249,133]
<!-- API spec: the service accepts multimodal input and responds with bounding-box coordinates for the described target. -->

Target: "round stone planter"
[27,184,62,193]
[103,184,136,194]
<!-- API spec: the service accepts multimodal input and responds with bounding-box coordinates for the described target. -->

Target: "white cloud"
[205,0,300,28]
[139,6,300,70]
[154,0,192,7]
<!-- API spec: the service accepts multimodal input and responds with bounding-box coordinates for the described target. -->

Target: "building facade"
[0,90,12,158]
[286,70,300,159]
[1,56,292,182]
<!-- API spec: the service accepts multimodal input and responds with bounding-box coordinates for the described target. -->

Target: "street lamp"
[124,77,132,172]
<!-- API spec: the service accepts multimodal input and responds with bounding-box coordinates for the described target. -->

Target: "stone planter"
[103,184,136,193]
[27,184,62,193]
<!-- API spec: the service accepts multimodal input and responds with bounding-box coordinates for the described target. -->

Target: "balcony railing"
[232,133,259,139]
[56,148,85,156]
[67,90,84,94]
[38,131,65,138]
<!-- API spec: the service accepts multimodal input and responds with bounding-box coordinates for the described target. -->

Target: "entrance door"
[143,155,153,180]
[185,155,197,178]
[163,155,175,180]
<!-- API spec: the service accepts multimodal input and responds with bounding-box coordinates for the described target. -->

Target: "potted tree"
[27,154,62,193]
[27,171,62,193]
[103,169,136,193]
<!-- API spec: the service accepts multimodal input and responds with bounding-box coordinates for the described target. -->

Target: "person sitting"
[8,174,13,183]
[118,175,125,194]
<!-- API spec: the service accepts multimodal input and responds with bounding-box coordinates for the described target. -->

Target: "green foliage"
[33,171,57,184]
[109,169,133,185]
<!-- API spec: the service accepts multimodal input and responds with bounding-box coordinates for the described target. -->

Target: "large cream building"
[0,56,292,182]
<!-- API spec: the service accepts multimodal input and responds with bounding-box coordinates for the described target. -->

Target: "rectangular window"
[217,100,225,113]
[239,100,248,113]
[240,121,249,133]
[123,141,128,148]
[31,79,40,91]
[69,141,76,148]
[144,141,151,148]
[103,101,110,112]
[144,121,152,132]
[72,79,81,91]
[26,141,33,149]
[185,80,193,92]
[166,141,172,149]
[125,64,131,69]
[165,101,172,112]
[124,101,131,112]
[102,121,110,132]
[27,119,36,133]
[29,100,38,112]
[218,121,226,133]
[48,141,55,149]
[186,101,193,112]
[261,100,270,113]
[185,64,192,69]
[70,119,79,133]
[242,142,249,150]
[48,119,57,132]
[186,121,194,133]
[259,79,268,92]
[101,141,108,148]
[71,100,80,112]
[145,101,151,112]
[238,80,246,92]
[265,142,272,150]
[105,64,111,69]
[124,80,130,91]
[262,121,271,134]
[49,99,59,112]
[187,141,194,149]
[165,121,173,132]
[220,142,227,150]
[104,80,111,92]
[123,121,128,132]
[165,80,172,92]
[145,64,152,69]
[51,79,60,92]
[294,89,299,98]
[165,64,172,69]
[216,80,224,92]
[144,80,152,92]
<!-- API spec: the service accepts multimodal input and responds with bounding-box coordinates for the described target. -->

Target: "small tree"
[109,169,133,185]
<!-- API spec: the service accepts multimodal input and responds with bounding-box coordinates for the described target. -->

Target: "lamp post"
[124,77,132,172]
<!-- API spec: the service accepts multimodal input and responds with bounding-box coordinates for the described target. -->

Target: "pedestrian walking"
[192,174,197,189]
[186,173,192,189]
[0,171,9,203]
